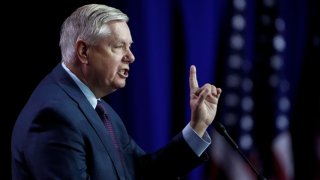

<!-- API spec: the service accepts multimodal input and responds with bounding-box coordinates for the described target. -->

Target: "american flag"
[209,0,294,179]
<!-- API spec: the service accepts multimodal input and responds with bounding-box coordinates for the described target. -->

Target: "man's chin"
[115,81,126,89]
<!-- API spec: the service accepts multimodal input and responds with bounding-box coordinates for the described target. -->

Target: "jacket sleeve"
[136,133,209,180]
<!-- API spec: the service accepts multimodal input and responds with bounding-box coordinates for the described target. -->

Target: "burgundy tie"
[95,101,127,172]
[95,102,120,150]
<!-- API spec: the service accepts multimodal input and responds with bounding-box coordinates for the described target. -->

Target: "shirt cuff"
[182,123,211,157]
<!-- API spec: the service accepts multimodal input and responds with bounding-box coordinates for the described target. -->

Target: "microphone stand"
[214,122,267,180]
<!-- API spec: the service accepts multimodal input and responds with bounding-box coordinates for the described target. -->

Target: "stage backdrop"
[105,0,320,180]
[2,0,319,180]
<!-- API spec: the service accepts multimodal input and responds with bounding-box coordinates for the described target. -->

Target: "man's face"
[86,21,135,96]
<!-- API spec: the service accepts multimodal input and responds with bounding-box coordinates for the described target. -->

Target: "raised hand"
[189,65,222,137]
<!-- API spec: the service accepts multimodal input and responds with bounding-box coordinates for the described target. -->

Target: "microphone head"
[214,122,227,135]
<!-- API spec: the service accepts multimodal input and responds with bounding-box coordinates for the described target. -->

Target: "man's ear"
[75,40,89,64]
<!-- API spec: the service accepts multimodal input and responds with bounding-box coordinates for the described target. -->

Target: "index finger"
[189,65,199,92]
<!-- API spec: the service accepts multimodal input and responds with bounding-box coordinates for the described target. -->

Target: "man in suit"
[11,4,222,180]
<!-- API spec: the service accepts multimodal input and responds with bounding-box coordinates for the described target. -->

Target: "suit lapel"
[51,64,126,178]
[79,102,126,178]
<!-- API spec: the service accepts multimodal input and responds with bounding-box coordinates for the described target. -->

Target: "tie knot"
[95,101,106,118]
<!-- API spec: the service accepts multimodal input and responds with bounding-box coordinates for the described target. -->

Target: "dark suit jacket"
[11,63,208,180]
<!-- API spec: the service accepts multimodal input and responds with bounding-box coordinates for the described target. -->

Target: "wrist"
[190,121,209,137]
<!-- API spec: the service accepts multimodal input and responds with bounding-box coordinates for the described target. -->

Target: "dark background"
[1,0,319,179]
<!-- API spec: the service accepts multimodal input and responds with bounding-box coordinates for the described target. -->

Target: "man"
[11,4,222,180]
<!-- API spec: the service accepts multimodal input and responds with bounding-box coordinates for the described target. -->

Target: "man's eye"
[115,45,124,48]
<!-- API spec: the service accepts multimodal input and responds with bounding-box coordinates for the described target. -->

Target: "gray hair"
[59,4,129,64]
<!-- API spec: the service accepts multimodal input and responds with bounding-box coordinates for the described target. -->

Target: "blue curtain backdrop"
[106,1,227,179]
[1,0,319,179]
[105,0,319,179]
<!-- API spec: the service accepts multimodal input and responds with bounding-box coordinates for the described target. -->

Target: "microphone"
[214,122,267,180]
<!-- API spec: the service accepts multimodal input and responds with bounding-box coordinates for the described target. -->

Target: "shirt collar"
[61,62,98,108]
